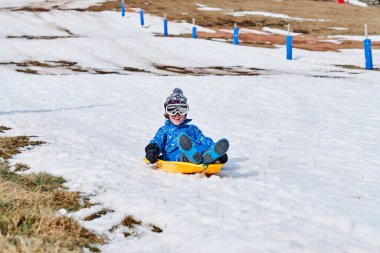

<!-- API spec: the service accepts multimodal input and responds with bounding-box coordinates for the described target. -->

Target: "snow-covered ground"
[1,1,380,253]
[349,0,368,7]
[263,27,302,36]
[328,34,380,42]
[196,3,223,11]
[228,11,328,22]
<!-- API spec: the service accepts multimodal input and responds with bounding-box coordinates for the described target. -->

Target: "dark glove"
[218,154,228,163]
[145,143,160,164]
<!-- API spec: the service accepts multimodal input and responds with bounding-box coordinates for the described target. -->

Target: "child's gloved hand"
[145,143,160,164]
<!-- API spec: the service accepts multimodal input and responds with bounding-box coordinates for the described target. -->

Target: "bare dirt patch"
[199,31,380,51]
[125,0,380,35]
[6,0,380,51]
[123,0,380,51]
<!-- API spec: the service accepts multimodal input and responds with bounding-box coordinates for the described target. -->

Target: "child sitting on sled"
[145,88,229,165]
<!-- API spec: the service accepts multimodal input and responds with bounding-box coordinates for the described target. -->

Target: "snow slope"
[349,0,368,7]
[1,2,380,253]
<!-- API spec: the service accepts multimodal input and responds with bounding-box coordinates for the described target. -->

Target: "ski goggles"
[165,104,189,116]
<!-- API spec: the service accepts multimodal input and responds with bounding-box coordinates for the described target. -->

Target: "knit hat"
[164,88,188,107]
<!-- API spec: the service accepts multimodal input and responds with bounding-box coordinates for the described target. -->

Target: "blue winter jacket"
[150,119,214,161]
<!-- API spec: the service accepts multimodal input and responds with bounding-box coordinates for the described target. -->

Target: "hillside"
[1,1,380,252]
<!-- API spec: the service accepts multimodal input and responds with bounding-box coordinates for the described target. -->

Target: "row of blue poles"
[128,5,234,42]
[122,4,375,70]
[285,24,373,70]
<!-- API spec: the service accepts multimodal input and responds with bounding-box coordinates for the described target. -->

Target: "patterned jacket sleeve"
[190,125,214,146]
[150,126,166,153]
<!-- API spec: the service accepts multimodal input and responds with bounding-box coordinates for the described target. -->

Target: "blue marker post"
[192,18,197,39]
[140,9,144,27]
[164,14,168,37]
[286,24,293,60]
[121,0,125,17]
[233,23,239,45]
[364,24,373,70]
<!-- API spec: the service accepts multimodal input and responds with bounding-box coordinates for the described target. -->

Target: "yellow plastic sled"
[144,158,224,175]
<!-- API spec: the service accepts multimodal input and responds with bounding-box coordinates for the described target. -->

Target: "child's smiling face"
[169,113,185,126]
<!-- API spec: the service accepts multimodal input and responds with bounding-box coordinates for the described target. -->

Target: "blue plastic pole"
[364,38,373,70]
[192,26,197,39]
[233,25,239,45]
[121,1,125,17]
[286,35,293,60]
[164,18,168,36]
[192,19,197,39]
[140,9,144,27]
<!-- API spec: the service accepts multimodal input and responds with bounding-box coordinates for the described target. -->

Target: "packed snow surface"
[1,1,380,253]
[263,27,302,36]
[195,3,223,11]
[228,11,328,22]
[328,34,380,42]
[349,0,368,7]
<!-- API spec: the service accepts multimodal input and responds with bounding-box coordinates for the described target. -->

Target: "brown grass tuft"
[0,126,11,133]
[122,215,142,228]
[84,209,114,221]
[0,126,104,252]
[13,162,30,172]
[0,135,44,160]
[336,64,380,71]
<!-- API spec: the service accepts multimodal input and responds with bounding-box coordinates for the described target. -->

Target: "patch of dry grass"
[0,173,104,252]
[154,64,262,76]
[84,209,114,221]
[336,64,380,70]
[0,126,104,252]
[0,126,11,133]
[107,214,163,238]
[0,135,44,160]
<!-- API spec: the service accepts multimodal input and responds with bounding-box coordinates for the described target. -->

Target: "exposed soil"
[122,0,380,51]
[124,0,380,35]
[4,0,380,51]
[165,31,379,51]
